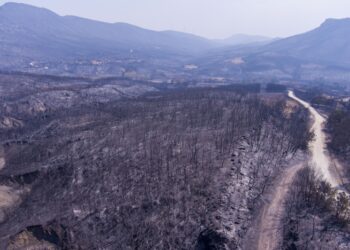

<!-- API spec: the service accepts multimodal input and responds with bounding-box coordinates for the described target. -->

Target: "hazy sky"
[1,0,350,39]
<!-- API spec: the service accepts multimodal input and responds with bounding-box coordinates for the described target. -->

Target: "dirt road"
[256,163,303,250]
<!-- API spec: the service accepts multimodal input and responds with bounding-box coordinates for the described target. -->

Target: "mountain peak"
[321,18,350,27]
[0,2,58,16]
[2,2,39,9]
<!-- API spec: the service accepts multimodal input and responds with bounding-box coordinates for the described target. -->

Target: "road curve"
[257,90,342,250]
[288,90,339,187]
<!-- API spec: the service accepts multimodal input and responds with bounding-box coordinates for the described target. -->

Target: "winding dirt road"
[256,91,345,250]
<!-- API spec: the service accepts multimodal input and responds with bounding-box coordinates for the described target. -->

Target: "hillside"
[0,73,310,249]
[0,2,215,75]
[194,18,350,84]
[263,18,350,66]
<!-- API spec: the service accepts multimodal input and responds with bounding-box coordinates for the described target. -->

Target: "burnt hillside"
[0,74,310,249]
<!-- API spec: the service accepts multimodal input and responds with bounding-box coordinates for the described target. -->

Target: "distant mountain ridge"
[216,34,276,46]
[0,2,283,63]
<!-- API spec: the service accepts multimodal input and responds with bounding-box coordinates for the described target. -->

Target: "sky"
[0,0,350,39]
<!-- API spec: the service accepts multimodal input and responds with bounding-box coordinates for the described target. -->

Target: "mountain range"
[0,3,213,59]
[1,2,350,82]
